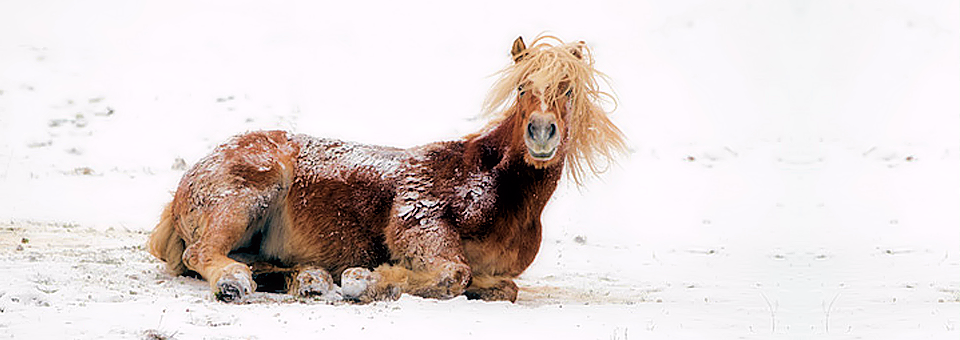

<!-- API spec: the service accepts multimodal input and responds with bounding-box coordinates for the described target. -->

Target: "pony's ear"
[569,41,585,60]
[511,36,527,63]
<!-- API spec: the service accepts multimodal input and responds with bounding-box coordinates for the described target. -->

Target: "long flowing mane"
[481,35,627,185]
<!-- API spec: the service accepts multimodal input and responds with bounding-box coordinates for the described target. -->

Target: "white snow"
[1,0,957,339]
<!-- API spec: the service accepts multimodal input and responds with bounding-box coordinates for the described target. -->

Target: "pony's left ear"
[511,36,527,63]
[569,41,586,60]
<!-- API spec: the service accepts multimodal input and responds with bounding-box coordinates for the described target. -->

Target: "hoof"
[437,263,471,293]
[340,267,377,300]
[464,279,518,302]
[292,269,343,302]
[214,267,255,303]
[215,281,245,303]
[341,267,400,303]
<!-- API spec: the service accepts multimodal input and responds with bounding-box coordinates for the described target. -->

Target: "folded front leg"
[342,217,472,302]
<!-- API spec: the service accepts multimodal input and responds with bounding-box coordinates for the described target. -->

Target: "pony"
[147,35,626,303]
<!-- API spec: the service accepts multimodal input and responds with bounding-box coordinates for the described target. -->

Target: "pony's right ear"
[570,41,585,60]
[511,36,527,63]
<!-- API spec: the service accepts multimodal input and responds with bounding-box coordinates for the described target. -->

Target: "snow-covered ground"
[1,0,957,339]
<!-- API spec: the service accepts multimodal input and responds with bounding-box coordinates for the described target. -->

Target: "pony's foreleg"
[340,262,471,303]
[464,275,519,302]
[342,219,472,302]
[180,199,258,303]
[339,266,401,303]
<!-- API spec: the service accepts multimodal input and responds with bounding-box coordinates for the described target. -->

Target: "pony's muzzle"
[524,112,561,160]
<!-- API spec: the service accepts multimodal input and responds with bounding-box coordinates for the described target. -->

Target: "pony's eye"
[564,88,573,97]
[518,84,525,96]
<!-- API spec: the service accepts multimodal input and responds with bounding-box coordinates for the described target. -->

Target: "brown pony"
[147,35,626,303]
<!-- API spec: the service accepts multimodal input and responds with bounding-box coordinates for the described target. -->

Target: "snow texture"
[1,0,958,339]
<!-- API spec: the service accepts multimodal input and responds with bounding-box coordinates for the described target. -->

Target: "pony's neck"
[461,108,564,239]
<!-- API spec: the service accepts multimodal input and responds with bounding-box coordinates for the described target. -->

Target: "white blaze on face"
[539,97,549,114]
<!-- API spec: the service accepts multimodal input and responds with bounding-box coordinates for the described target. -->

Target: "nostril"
[527,123,536,138]
[548,123,557,138]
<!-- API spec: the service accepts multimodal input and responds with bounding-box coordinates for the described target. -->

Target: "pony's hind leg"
[180,203,259,303]
[170,130,296,302]
[243,261,342,301]
[183,250,254,303]
[288,265,343,301]
[181,189,288,302]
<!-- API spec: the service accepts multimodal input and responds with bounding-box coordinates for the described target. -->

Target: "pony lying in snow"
[147,35,626,303]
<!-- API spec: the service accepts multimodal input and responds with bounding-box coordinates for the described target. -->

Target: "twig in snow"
[824,293,841,333]
[759,291,778,333]
[723,146,738,157]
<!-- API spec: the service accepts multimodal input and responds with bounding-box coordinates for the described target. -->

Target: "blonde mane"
[481,35,627,185]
